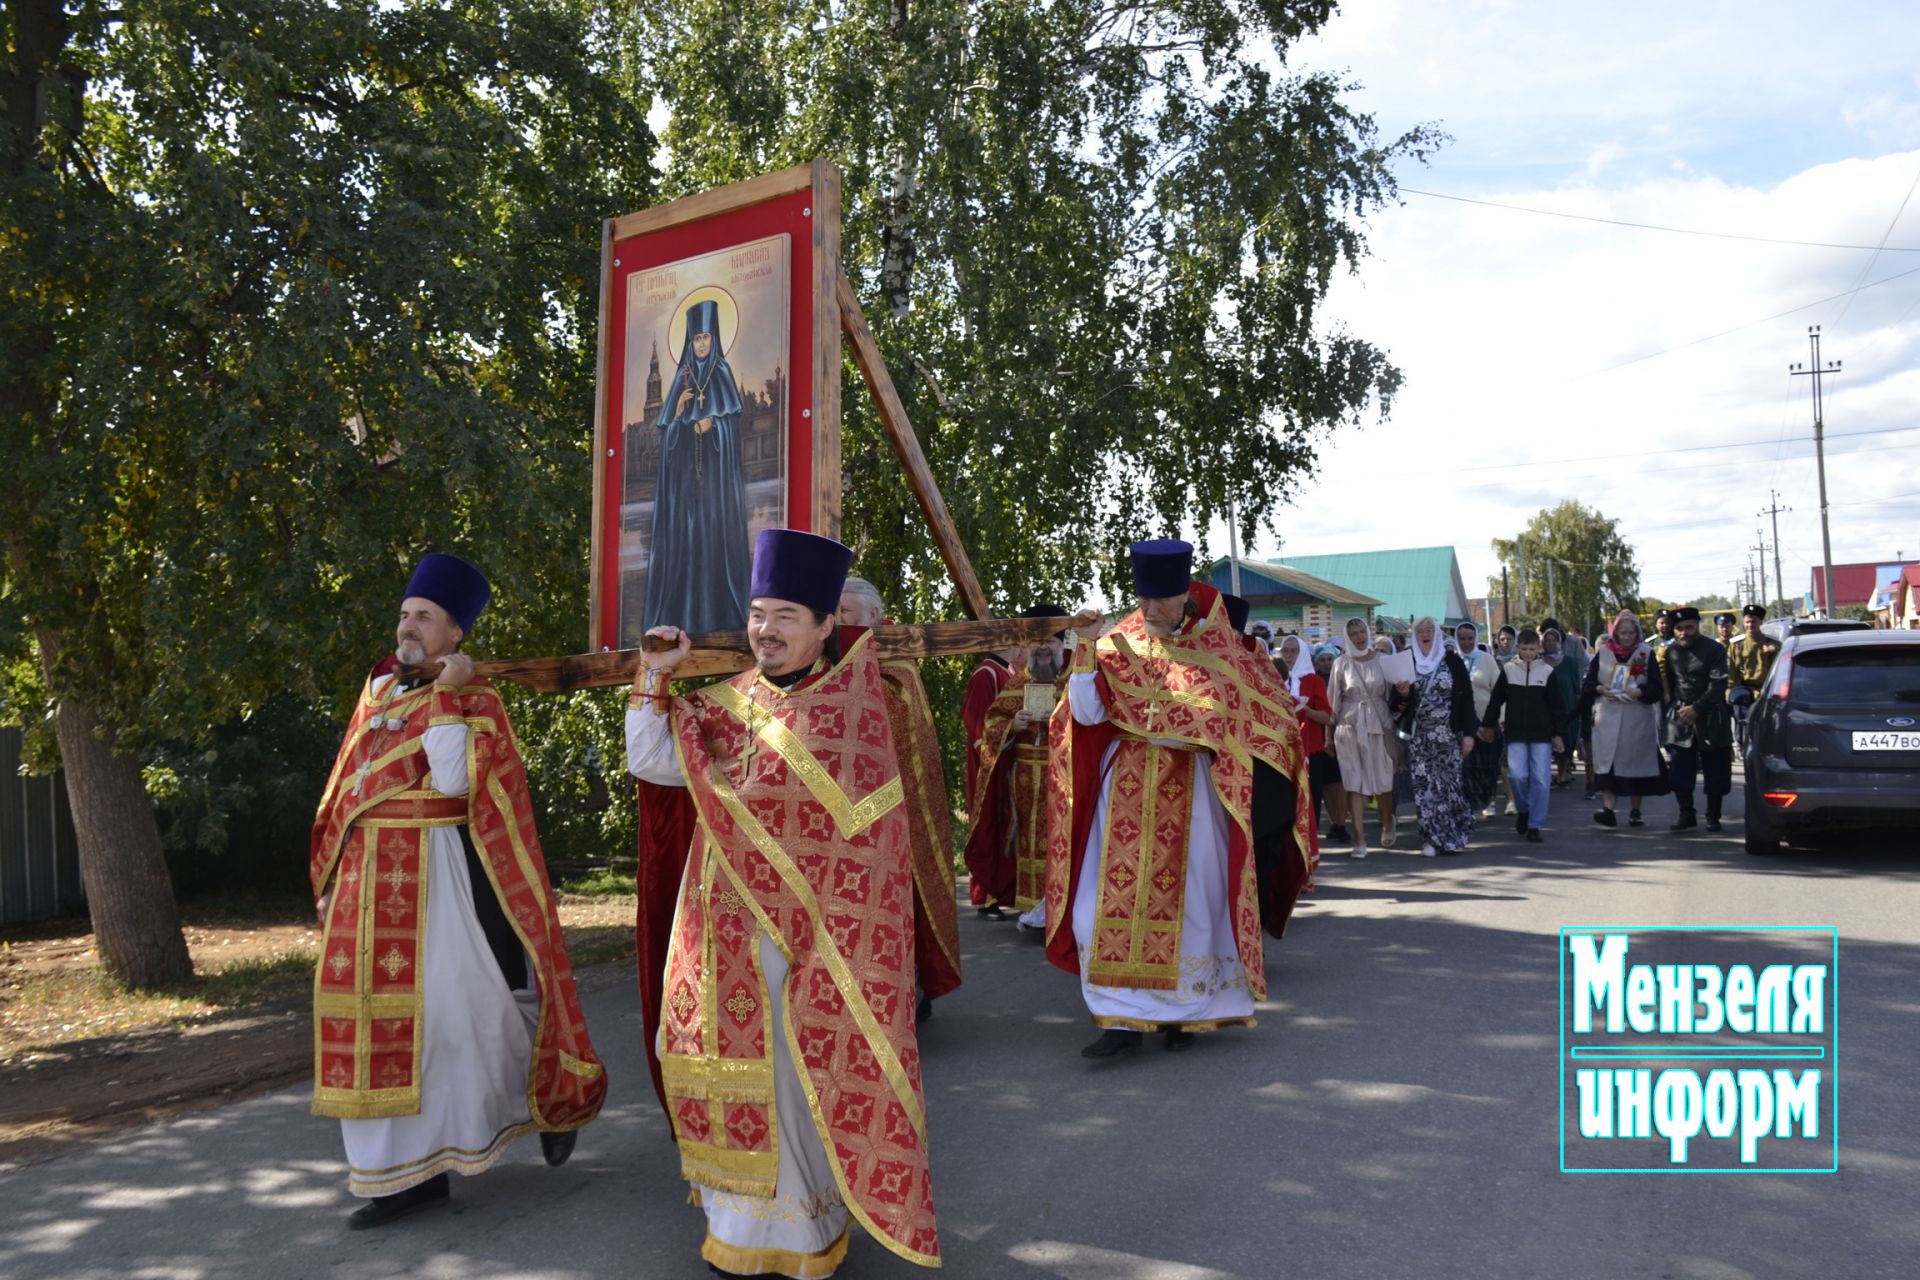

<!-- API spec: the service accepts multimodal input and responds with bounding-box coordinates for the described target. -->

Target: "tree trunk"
[51,689,194,989]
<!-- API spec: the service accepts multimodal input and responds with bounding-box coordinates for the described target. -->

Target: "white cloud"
[1220,4,1920,605]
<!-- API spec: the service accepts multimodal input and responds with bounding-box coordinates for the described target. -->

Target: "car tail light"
[1768,652,1792,700]
[1762,792,1798,808]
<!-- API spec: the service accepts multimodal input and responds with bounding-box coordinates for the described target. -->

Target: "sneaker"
[1593,810,1616,828]
[1526,828,1543,843]
[1421,843,1437,858]
[1628,810,1643,827]
[1514,809,1529,836]
[1351,843,1369,860]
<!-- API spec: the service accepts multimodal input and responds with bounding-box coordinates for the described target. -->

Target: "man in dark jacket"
[1480,628,1566,843]
[1659,605,1733,832]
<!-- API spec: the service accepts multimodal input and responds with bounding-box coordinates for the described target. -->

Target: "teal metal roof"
[1271,548,1470,624]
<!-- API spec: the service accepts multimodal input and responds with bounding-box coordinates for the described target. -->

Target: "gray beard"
[396,640,428,665]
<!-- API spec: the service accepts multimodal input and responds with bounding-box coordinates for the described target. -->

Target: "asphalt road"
[4,777,1916,1279]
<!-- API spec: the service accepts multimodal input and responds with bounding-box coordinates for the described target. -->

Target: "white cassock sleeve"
[423,719,469,797]
[1068,671,1109,726]
[626,706,686,788]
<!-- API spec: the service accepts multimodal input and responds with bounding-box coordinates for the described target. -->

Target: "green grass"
[556,868,638,896]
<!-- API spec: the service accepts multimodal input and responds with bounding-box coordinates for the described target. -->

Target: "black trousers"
[1669,745,1732,819]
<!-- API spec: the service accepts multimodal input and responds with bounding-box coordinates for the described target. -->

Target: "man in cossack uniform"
[1659,605,1733,832]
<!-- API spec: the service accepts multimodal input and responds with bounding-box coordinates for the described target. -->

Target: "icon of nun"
[643,296,750,633]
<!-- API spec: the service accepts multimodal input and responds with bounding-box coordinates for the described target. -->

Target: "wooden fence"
[0,726,83,925]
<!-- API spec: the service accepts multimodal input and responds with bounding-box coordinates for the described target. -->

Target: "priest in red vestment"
[837,577,963,1022]
[1045,540,1317,1059]
[310,554,606,1229]
[627,530,940,1277]
[964,605,1071,928]
[959,637,1017,918]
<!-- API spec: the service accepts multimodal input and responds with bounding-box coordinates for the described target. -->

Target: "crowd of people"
[1249,602,1782,857]
[309,542,1781,1277]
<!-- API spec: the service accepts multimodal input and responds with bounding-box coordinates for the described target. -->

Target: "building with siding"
[1272,547,1472,629]
[1202,558,1383,642]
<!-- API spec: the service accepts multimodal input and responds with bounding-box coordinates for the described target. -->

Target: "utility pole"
[1790,328,1841,616]
[1759,490,1790,613]
[1226,494,1242,600]
[1547,558,1557,621]
[1751,532,1770,608]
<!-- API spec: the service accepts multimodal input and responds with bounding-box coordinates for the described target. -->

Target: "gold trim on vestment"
[1090,1015,1258,1033]
[707,682,904,836]
[702,1229,850,1280]
[882,661,964,978]
[347,1118,539,1195]
[698,786,925,1140]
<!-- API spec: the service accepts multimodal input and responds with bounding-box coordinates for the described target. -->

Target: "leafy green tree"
[1491,502,1641,637]
[2,0,653,987]
[636,0,1440,606]
[635,0,1439,774]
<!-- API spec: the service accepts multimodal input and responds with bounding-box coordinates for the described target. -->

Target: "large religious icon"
[590,164,844,651]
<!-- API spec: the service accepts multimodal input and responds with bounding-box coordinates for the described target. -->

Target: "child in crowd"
[1480,628,1566,843]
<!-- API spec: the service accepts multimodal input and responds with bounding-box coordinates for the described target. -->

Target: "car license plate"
[1851,731,1920,751]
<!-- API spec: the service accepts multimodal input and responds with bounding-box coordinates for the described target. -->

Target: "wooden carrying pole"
[836,272,991,621]
[408,612,1099,692]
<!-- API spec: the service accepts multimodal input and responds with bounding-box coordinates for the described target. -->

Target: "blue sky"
[1212,0,1920,605]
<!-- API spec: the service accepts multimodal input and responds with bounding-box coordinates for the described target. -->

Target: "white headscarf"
[1342,616,1376,661]
[1410,616,1447,676]
[1279,635,1311,695]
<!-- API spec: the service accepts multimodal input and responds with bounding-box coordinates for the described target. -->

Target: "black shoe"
[1628,811,1643,827]
[1164,1028,1197,1052]
[1327,824,1351,843]
[1593,810,1616,828]
[540,1129,577,1168]
[916,990,933,1023]
[1526,828,1543,843]
[1080,1028,1143,1059]
[1705,818,1723,833]
[1515,810,1530,836]
[347,1173,449,1230]
[1671,812,1698,831]
[977,905,1009,921]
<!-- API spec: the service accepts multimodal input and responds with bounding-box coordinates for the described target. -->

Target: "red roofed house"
[1883,565,1920,630]
[1809,559,1918,614]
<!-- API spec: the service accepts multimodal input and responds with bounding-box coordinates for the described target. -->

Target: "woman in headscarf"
[1388,617,1479,855]
[1291,641,1344,844]
[1327,617,1396,857]
[1454,621,1503,813]
[1275,634,1307,697]
[1582,611,1669,827]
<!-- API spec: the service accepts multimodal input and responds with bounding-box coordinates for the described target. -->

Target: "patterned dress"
[1408,660,1476,851]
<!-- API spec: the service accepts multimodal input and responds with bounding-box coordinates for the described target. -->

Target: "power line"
[1583,262,1920,376]
[1833,163,1920,327]
[1451,424,1919,474]
[1400,187,1920,252]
